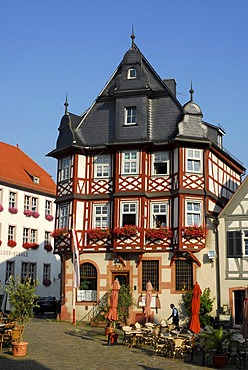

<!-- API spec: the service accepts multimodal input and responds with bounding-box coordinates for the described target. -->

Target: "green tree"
[180,287,214,327]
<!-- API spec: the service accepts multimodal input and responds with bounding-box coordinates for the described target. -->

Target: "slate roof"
[0,142,56,196]
[48,41,226,157]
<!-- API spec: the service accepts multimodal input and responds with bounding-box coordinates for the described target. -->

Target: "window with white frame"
[93,204,109,228]
[121,202,137,225]
[24,195,30,210]
[125,107,137,125]
[152,152,169,175]
[9,192,17,208]
[0,188,3,204]
[45,231,51,245]
[59,204,69,228]
[186,149,202,173]
[151,202,167,228]
[59,156,71,181]
[31,197,38,212]
[8,225,16,241]
[45,200,52,215]
[21,262,36,281]
[227,231,242,257]
[127,68,137,79]
[23,228,37,243]
[24,195,38,211]
[93,155,110,178]
[43,264,51,280]
[6,261,14,282]
[186,201,201,226]
[122,150,139,174]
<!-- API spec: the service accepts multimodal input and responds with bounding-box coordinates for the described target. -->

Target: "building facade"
[218,176,248,328]
[0,142,60,300]
[49,35,245,323]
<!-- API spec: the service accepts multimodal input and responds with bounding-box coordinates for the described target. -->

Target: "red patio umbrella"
[189,282,202,334]
[143,281,153,322]
[105,279,120,323]
[240,288,248,338]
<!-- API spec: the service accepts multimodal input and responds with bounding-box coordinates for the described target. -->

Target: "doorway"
[112,272,129,287]
[234,289,245,325]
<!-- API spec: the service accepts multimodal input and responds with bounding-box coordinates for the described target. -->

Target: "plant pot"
[12,341,28,357]
[212,354,228,369]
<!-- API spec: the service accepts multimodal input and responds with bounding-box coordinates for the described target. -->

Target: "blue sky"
[1,0,248,180]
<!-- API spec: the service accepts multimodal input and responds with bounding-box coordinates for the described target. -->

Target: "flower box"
[113,225,140,237]
[44,244,53,252]
[87,228,110,240]
[24,209,33,217]
[32,211,40,218]
[23,242,39,250]
[145,227,173,240]
[181,225,207,239]
[8,240,17,247]
[0,240,2,246]
[51,227,69,238]
[9,207,18,214]
[43,278,52,287]
[0,205,4,212]
[45,214,54,221]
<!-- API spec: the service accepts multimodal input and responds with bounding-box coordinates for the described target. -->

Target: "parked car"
[34,296,60,315]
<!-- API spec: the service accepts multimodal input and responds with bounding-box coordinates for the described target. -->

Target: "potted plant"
[198,325,233,368]
[5,275,39,357]
[113,225,140,237]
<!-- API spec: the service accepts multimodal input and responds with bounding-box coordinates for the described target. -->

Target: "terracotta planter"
[12,341,28,357]
[109,332,118,344]
[212,354,228,369]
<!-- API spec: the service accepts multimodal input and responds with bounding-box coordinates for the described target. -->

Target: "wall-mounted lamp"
[208,250,216,260]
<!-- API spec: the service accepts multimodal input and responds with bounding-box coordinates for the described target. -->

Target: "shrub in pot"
[5,275,39,356]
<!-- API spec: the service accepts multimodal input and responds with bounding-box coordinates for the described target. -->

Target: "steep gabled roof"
[0,142,56,196]
[219,175,248,218]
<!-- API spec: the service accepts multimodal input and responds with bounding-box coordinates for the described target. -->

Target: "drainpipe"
[213,218,221,326]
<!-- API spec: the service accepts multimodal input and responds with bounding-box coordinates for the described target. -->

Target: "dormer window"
[127,68,137,79]
[33,176,40,184]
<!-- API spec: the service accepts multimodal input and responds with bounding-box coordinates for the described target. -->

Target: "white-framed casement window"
[125,107,137,125]
[45,200,52,215]
[243,231,248,257]
[93,203,109,228]
[151,202,168,228]
[59,204,69,228]
[127,68,137,79]
[152,152,169,175]
[8,225,16,241]
[44,231,51,245]
[24,195,30,210]
[122,150,139,175]
[121,202,137,225]
[6,261,14,283]
[9,191,17,208]
[93,155,111,178]
[186,200,201,226]
[23,228,37,243]
[43,264,51,280]
[21,262,37,281]
[0,188,3,204]
[186,149,202,173]
[59,156,71,181]
[31,197,38,212]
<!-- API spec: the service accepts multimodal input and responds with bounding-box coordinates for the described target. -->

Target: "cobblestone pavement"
[0,318,241,370]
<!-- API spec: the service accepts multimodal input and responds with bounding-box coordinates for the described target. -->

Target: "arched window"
[77,263,97,302]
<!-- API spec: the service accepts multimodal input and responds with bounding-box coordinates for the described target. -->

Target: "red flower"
[23,242,39,249]
[51,228,69,238]
[87,228,110,240]
[44,244,53,252]
[145,227,172,240]
[181,225,207,238]
[9,207,18,214]
[32,211,40,218]
[8,240,17,247]
[24,209,33,217]
[0,205,4,212]
[0,240,2,246]
[45,214,54,221]
[113,225,140,237]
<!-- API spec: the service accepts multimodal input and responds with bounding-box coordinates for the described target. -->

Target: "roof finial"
[64,93,69,114]
[189,80,194,102]
[131,24,135,49]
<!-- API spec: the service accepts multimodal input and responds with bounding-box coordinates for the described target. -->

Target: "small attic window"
[127,68,137,79]
[33,176,40,184]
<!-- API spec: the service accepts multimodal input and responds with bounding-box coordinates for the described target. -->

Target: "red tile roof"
[0,142,56,196]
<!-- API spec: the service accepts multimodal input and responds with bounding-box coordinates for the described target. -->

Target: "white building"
[0,142,60,299]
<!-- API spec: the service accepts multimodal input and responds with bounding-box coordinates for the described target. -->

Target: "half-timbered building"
[48,34,245,323]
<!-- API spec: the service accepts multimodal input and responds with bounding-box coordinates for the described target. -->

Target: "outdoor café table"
[127,330,143,348]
